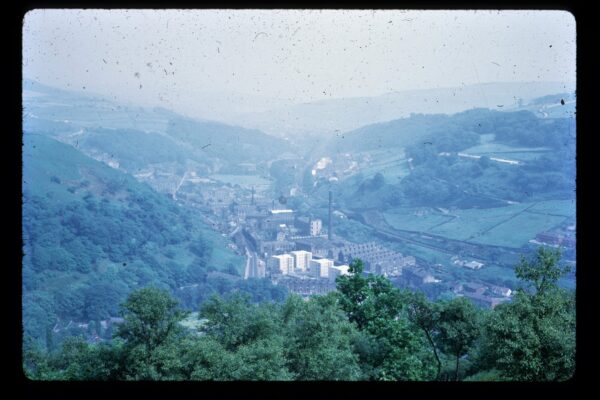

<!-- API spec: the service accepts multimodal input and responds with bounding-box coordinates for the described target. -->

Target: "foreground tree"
[115,287,187,379]
[480,247,575,381]
[436,297,480,381]
[336,260,435,380]
[198,293,294,380]
[407,292,443,380]
[281,294,362,380]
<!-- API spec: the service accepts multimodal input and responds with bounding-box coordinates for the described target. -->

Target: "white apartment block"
[268,254,294,275]
[310,258,333,278]
[310,219,322,236]
[290,250,312,272]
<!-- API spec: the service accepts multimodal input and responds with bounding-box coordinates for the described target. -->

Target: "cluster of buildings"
[451,282,512,309]
[397,264,513,309]
[130,161,522,309]
[336,242,416,276]
[533,230,576,249]
[267,250,351,283]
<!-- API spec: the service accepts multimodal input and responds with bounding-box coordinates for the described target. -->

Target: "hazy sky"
[23,9,576,112]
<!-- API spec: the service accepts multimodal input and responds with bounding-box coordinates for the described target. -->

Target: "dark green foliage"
[436,297,480,380]
[357,172,385,193]
[336,260,435,380]
[282,294,362,380]
[328,109,574,209]
[166,117,289,164]
[25,250,575,382]
[22,134,242,346]
[23,337,124,380]
[478,247,575,381]
[407,292,443,379]
[80,128,190,172]
[116,287,186,348]
[515,247,570,295]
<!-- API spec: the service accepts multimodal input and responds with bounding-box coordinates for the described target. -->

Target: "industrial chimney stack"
[328,190,332,240]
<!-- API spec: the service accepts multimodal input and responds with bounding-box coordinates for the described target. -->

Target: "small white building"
[268,254,294,275]
[310,258,333,278]
[309,219,322,236]
[490,285,512,297]
[290,250,312,272]
[464,260,484,270]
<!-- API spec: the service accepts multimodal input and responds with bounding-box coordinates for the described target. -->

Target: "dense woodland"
[22,134,284,347]
[23,248,575,381]
[314,109,576,211]
[401,110,576,207]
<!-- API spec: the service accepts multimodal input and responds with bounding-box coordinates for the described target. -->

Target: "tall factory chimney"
[328,190,332,240]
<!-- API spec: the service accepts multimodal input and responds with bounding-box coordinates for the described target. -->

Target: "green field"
[463,143,550,154]
[385,240,454,267]
[198,226,245,274]
[471,212,567,248]
[209,174,272,189]
[462,143,551,162]
[358,150,410,181]
[429,203,532,241]
[384,209,455,232]
[528,199,575,217]
[383,200,573,249]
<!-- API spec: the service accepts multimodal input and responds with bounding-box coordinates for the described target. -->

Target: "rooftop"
[270,209,294,214]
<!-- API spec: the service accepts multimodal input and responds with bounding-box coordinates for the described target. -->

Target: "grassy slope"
[23,133,243,280]
[383,200,574,248]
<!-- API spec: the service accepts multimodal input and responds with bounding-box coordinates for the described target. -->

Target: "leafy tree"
[198,293,295,380]
[282,294,362,380]
[24,337,124,380]
[336,259,403,330]
[336,259,434,380]
[115,287,187,379]
[480,247,575,381]
[407,292,443,379]
[116,287,186,349]
[515,247,570,295]
[436,297,480,381]
[200,293,279,351]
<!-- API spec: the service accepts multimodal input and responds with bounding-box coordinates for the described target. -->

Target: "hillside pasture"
[461,142,552,162]
[383,200,573,248]
[209,174,272,189]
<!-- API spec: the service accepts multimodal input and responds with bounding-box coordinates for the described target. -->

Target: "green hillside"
[22,134,243,345]
[165,117,290,164]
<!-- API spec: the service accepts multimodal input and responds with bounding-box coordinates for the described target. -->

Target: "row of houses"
[337,242,416,276]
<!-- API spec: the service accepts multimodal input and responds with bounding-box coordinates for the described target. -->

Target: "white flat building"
[310,219,322,236]
[310,258,333,278]
[290,250,312,272]
[268,254,294,275]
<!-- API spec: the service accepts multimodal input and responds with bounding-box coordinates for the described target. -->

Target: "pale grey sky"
[23,9,576,115]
